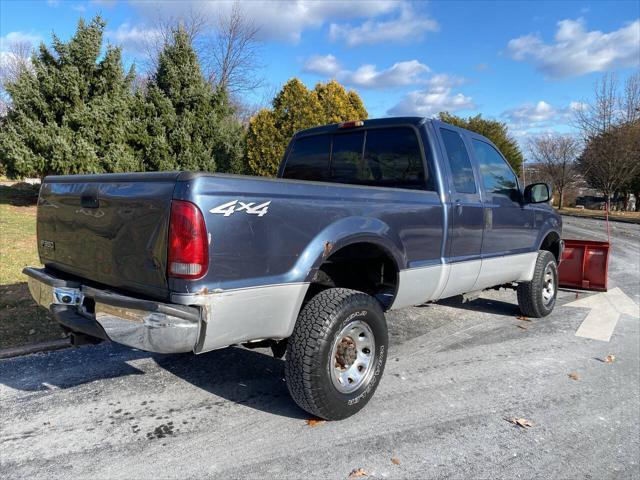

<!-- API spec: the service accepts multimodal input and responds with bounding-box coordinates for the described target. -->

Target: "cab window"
[284,127,430,190]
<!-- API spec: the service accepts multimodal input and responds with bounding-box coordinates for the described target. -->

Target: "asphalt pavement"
[1,216,639,480]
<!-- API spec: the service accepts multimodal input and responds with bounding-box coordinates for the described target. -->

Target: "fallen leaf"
[506,417,534,428]
[568,372,579,380]
[516,324,529,330]
[516,315,531,322]
[347,468,368,479]
[306,418,326,427]
[391,457,401,465]
[604,354,615,364]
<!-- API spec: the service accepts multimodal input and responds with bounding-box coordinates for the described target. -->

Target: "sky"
[1,0,639,152]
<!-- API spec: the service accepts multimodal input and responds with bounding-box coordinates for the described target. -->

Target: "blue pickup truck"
[24,117,562,420]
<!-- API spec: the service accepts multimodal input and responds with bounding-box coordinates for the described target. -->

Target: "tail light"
[168,200,208,279]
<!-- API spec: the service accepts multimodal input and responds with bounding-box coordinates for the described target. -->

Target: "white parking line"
[565,287,640,342]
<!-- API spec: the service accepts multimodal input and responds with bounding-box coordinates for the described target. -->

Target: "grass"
[0,184,66,350]
[558,207,640,224]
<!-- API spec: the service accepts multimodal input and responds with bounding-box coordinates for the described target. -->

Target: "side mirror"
[524,183,551,204]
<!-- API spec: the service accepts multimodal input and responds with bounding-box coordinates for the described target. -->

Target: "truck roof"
[294,117,428,138]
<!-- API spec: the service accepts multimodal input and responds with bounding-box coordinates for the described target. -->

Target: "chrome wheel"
[542,263,556,306]
[329,320,376,394]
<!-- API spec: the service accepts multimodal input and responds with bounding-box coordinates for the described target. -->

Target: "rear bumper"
[23,267,201,354]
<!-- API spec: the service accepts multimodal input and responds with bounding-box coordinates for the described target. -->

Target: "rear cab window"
[282,126,431,190]
[282,135,331,181]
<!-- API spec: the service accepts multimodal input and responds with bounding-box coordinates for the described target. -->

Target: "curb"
[559,213,640,225]
[0,339,71,360]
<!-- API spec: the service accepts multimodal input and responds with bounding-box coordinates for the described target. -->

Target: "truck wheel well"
[307,243,398,310]
[540,232,561,262]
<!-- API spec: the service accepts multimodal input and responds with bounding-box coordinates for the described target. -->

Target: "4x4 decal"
[209,200,271,217]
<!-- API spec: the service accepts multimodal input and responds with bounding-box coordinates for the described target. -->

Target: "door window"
[471,139,519,202]
[440,128,476,194]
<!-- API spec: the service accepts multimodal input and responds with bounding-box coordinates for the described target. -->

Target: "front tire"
[285,288,388,420]
[517,250,558,318]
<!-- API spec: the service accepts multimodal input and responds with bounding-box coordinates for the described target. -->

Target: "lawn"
[0,184,66,350]
[558,207,640,224]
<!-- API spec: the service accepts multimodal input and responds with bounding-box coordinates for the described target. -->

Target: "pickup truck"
[24,117,563,420]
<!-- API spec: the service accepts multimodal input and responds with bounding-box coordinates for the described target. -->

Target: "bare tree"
[578,121,640,209]
[574,72,640,138]
[141,7,210,75]
[138,2,262,95]
[620,73,640,124]
[573,73,640,208]
[0,40,33,115]
[528,135,581,209]
[0,40,32,85]
[205,1,263,93]
[573,73,618,138]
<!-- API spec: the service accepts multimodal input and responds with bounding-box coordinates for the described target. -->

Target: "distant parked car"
[575,195,606,210]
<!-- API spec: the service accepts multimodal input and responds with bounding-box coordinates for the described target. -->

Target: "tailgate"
[37,172,181,300]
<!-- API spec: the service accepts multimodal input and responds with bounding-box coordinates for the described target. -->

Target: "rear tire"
[285,288,388,420]
[517,250,558,318]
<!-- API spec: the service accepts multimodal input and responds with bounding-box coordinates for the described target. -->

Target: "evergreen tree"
[0,17,139,178]
[246,78,368,177]
[135,28,245,174]
[438,112,523,172]
[315,80,367,124]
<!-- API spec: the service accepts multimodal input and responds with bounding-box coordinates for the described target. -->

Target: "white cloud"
[508,18,640,78]
[46,0,60,6]
[0,32,42,51]
[387,77,475,117]
[105,23,161,54]
[503,100,558,123]
[303,54,341,76]
[343,61,430,88]
[329,4,438,46]
[501,100,584,141]
[304,55,430,89]
[130,0,400,43]
[425,73,466,89]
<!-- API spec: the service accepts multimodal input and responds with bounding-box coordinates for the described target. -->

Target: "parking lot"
[1,216,638,480]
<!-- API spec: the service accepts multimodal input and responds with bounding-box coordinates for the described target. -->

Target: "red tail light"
[168,200,208,279]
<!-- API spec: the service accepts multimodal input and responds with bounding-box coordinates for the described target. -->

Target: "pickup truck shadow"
[154,347,308,420]
[0,342,309,419]
[435,295,521,316]
[0,342,307,420]
[0,343,149,391]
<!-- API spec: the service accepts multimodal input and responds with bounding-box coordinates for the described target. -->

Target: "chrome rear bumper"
[24,267,201,354]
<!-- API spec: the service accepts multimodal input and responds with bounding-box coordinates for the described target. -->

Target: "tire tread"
[285,288,384,419]
[517,250,557,318]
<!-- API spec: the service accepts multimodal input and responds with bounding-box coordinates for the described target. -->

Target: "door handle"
[455,199,462,215]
